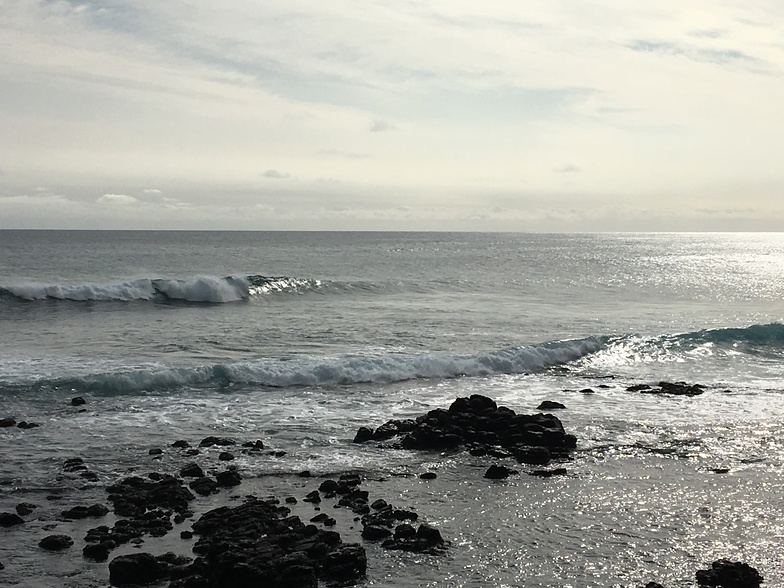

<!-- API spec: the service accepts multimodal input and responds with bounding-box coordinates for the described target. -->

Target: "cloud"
[143,188,162,194]
[319,149,373,159]
[97,193,139,204]
[627,40,757,66]
[555,164,581,173]
[370,120,396,133]
[262,169,291,179]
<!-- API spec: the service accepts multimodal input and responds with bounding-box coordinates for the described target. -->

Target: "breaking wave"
[0,275,323,304]
[1,338,607,395]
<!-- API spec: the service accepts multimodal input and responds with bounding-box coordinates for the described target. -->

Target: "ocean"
[1,230,783,587]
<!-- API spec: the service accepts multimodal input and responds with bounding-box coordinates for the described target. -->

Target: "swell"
[0,337,607,396]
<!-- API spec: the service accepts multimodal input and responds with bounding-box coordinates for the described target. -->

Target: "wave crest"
[7,338,606,395]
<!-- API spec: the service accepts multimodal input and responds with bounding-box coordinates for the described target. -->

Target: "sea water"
[1,231,783,587]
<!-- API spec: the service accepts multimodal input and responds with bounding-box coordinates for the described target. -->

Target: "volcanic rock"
[695,559,763,587]
[0,512,24,527]
[39,534,74,551]
[484,464,517,479]
[537,400,566,410]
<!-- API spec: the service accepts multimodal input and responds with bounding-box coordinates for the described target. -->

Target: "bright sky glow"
[1,0,783,230]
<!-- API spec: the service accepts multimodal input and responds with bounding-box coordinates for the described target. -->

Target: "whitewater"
[1,230,784,587]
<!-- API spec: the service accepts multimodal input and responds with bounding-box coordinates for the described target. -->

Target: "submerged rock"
[632,381,705,396]
[537,400,566,410]
[484,464,517,479]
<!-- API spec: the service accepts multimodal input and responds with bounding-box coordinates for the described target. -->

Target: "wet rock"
[148,448,163,456]
[180,530,193,539]
[484,464,517,479]
[62,504,109,519]
[218,451,234,461]
[17,421,40,429]
[109,553,167,586]
[107,475,194,518]
[198,436,235,448]
[298,470,311,478]
[15,503,36,516]
[83,540,115,562]
[241,439,265,450]
[215,470,241,487]
[71,396,86,406]
[645,583,666,588]
[370,499,388,511]
[0,512,24,527]
[420,472,437,480]
[354,395,576,466]
[177,497,366,587]
[285,497,298,504]
[362,525,392,540]
[0,417,16,427]
[189,477,218,497]
[39,534,74,551]
[304,490,322,504]
[580,388,596,394]
[696,559,763,587]
[179,463,204,478]
[80,471,99,482]
[382,524,445,554]
[353,426,373,443]
[172,440,190,448]
[537,400,566,410]
[635,381,705,396]
[529,468,568,478]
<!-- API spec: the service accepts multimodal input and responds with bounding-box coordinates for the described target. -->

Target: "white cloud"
[143,188,162,194]
[97,193,139,204]
[262,170,291,179]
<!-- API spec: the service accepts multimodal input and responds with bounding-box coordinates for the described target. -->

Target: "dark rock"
[580,388,596,394]
[304,490,322,504]
[0,512,24,527]
[709,468,730,474]
[189,477,218,497]
[218,451,234,461]
[63,457,87,472]
[71,396,86,406]
[537,400,566,410]
[0,417,16,427]
[484,465,517,479]
[355,395,576,466]
[636,381,705,396]
[370,499,388,510]
[268,450,287,457]
[109,553,167,586]
[241,439,265,450]
[645,583,666,588]
[15,502,36,516]
[695,559,763,587]
[17,421,40,429]
[179,463,204,478]
[83,540,115,562]
[353,426,373,443]
[107,475,194,518]
[185,449,200,456]
[198,436,235,448]
[184,498,366,587]
[62,504,109,519]
[180,530,193,539]
[81,471,99,482]
[148,448,163,456]
[172,440,190,448]
[39,534,74,551]
[215,470,241,487]
[285,497,298,504]
[319,479,339,493]
[529,468,568,478]
[362,525,392,540]
[298,470,311,478]
[420,472,437,480]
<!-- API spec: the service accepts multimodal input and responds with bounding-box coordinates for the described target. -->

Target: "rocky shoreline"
[0,391,767,587]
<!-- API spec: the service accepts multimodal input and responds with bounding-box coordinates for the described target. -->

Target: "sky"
[1,0,784,231]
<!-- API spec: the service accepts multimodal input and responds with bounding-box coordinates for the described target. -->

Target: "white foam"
[153,276,249,303]
[5,279,156,301]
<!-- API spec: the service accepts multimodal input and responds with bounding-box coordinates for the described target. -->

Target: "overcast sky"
[1,0,783,230]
